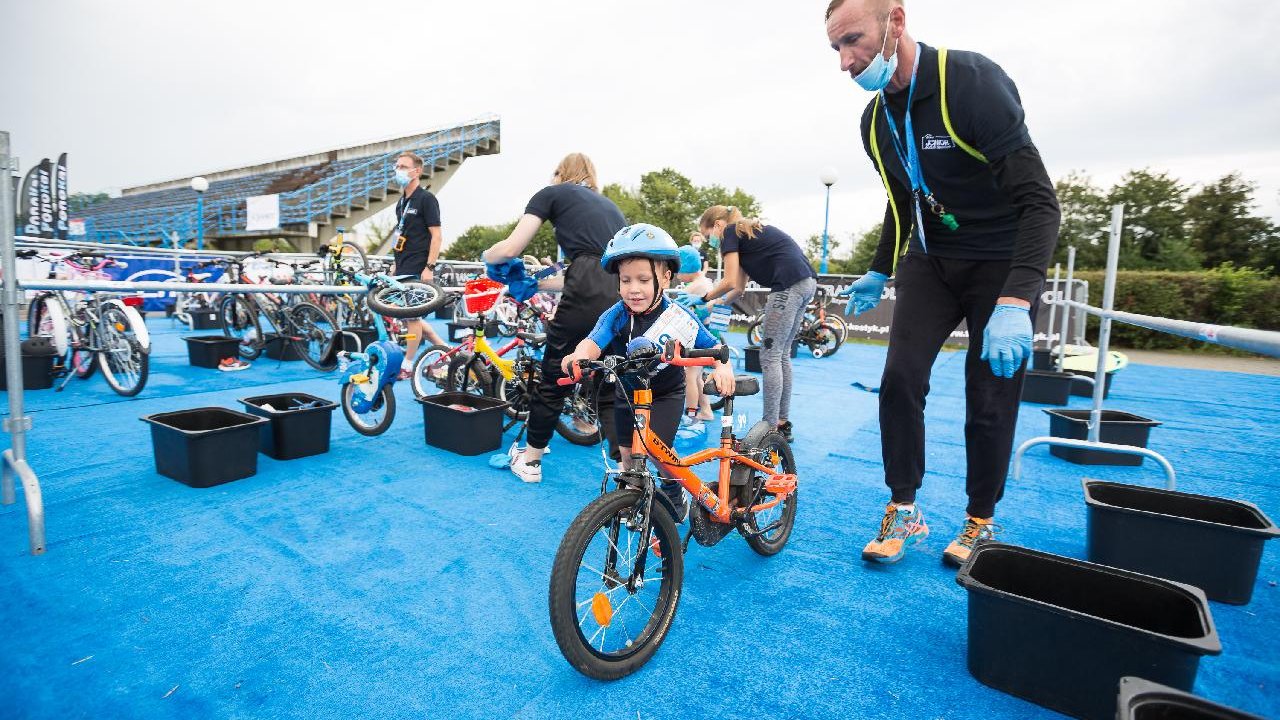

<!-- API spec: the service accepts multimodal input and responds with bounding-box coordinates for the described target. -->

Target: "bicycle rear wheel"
[548,488,683,680]
[288,301,338,370]
[366,279,447,318]
[746,320,764,347]
[97,306,149,397]
[733,424,797,556]
[27,294,72,369]
[410,344,453,399]
[808,323,841,359]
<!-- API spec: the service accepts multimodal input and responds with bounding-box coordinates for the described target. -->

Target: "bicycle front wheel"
[340,382,395,436]
[288,301,338,370]
[409,344,452,399]
[746,320,764,347]
[366,279,447,318]
[97,306,149,397]
[549,489,683,680]
[218,295,262,360]
[557,381,602,446]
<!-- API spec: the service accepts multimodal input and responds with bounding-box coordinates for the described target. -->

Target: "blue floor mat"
[1,318,1277,719]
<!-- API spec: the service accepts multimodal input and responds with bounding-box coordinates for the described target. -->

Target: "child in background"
[674,245,717,441]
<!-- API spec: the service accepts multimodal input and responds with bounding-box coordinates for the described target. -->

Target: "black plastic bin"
[1084,480,1280,605]
[447,320,500,342]
[183,335,242,369]
[1022,370,1074,405]
[263,333,304,361]
[956,543,1221,720]
[418,392,509,456]
[141,407,268,487]
[434,299,456,320]
[1116,676,1266,720]
[0,337,57,390]
[744,342,800,373]
[1070,369,1115,398]
[1045,409,1161,466]
[190,309,220,330]
[240,392,338,460]
[1032,347,1053,371]
[338,326,379,353]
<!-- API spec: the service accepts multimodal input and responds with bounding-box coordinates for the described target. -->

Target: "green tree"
[443,220,556,262]
[1185,173,1276,270]
[603,168,761,242]
[68,192,108,213]
[846,224,882,273]
[1106,169,1201,270]
[1052,172,1110,269]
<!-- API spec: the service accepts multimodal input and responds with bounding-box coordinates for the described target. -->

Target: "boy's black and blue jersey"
[588,297,719,395]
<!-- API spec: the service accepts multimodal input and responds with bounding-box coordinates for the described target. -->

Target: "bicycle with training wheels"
[322,245,450,435]
[434,276,600,446]
[23,250,151,396]
[548,340,799,679]
[746,286,844,358]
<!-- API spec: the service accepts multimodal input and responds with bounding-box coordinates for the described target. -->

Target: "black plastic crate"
[956,543,1220,720]
[1021,370,1073,405]
[263,333,304,361]
[338,326,379,353]
[1117,676,1266,720]
[1084,480,1280,605]
[1045,409,1161,466]
[418,392,510,456]
[240,392,338,460]
[1032,347,1053,371]
[744,342,800,373]
[140,407,268,487]
[434,299,456,320]
[183,335,242,369]
[447,320,500,342]
[0,337,57,390]
[1070,369,1114,398]
[190,309,220,330]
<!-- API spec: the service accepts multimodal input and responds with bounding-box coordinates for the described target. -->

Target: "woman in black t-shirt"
[697,205,817,443]
[482,153,626,483]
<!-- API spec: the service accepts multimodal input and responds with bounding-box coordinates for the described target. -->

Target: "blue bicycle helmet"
[677,245,702,274]
[600,224,681,274]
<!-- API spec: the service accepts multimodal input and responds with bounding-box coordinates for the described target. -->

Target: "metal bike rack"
[1012,204,1280,489]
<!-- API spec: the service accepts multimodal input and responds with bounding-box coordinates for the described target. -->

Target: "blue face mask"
[394,169,412,187]
[707,236,720,249]
[853,14,899,92]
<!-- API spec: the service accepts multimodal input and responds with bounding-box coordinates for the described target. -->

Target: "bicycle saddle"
[516,331,547,345]
[702,375,760,397]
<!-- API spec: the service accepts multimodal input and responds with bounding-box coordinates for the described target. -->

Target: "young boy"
[561,224,736,520]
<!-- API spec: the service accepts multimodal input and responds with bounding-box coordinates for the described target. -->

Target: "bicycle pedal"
[349,373,370,384]
[764,473,797,495]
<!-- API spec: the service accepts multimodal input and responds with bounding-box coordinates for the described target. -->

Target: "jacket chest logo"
[920,133,955,151]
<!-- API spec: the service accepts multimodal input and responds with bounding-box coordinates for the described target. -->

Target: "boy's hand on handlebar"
[560,351,589,376]
[710,362,736,396]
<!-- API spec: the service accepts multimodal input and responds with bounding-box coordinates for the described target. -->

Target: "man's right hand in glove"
[836,271,888,317]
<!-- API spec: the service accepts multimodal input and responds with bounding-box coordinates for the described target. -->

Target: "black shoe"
[660,482,689,523]
[776,420,794,443]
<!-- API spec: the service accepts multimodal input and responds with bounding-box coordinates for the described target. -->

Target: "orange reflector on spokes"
[591,592,613,627]
[114,323,126,332]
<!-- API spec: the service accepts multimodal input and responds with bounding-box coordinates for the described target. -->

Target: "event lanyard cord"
[879,43,959,253]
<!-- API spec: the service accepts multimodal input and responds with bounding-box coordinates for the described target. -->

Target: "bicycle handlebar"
[555,342,725,386]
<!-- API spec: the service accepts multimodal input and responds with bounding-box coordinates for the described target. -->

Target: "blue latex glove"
[838,271,888,316]
[674,292,694,307]
[684,295,706,308]
[980,304,1033,378]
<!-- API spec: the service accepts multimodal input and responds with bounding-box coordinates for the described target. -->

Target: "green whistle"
[941,213,959,231]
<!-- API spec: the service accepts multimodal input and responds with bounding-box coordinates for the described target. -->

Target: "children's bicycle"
[548,340,799,679]
[324,246,451,435]
[745,286,845,358]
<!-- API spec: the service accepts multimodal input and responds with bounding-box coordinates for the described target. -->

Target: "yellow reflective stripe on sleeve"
[938,47,988,164]
[869,94,904,273]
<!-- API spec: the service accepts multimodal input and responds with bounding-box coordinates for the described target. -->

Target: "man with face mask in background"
[825,0,1060,568]
[391,151,446,377]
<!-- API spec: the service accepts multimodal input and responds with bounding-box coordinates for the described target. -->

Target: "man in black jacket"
[825,0,1061,567]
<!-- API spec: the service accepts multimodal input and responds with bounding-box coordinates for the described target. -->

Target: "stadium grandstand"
[73,115,500,253]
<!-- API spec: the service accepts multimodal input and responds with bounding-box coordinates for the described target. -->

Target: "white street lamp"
[819,168,838,273]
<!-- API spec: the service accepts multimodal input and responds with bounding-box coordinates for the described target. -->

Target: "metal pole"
[1057,246,1076,370]
[1045,263,1059,357]
[195,194,204,250]
[820,184,831,274]
[1089,204,1125,443]
[0,131,46,555]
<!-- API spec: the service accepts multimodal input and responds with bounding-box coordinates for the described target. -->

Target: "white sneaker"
[510,449,543,484]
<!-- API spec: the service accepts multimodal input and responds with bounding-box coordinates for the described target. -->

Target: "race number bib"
[641,304,701,350]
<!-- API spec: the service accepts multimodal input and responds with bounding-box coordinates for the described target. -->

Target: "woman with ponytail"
[695,206,816,442]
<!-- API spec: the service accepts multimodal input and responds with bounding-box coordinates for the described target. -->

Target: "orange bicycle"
[548,340,798,679]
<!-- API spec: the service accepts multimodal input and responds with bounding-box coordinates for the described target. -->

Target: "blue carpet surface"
[1,317,1277,719]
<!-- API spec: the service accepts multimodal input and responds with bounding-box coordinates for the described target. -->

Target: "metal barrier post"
[1056,247,1076,371]
[0,131,47,555]
[1089,204,1125,442]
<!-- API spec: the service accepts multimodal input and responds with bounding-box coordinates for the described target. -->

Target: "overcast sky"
[5,0,1279,255]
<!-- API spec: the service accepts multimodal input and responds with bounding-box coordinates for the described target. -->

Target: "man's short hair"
[397,152,424,170]
[826,0,901,22]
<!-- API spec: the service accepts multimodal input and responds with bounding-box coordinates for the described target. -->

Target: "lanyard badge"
[879,44,960,253]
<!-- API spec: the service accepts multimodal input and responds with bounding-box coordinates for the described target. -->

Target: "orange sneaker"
[942,516,1000,568]
[861,503,929,564]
